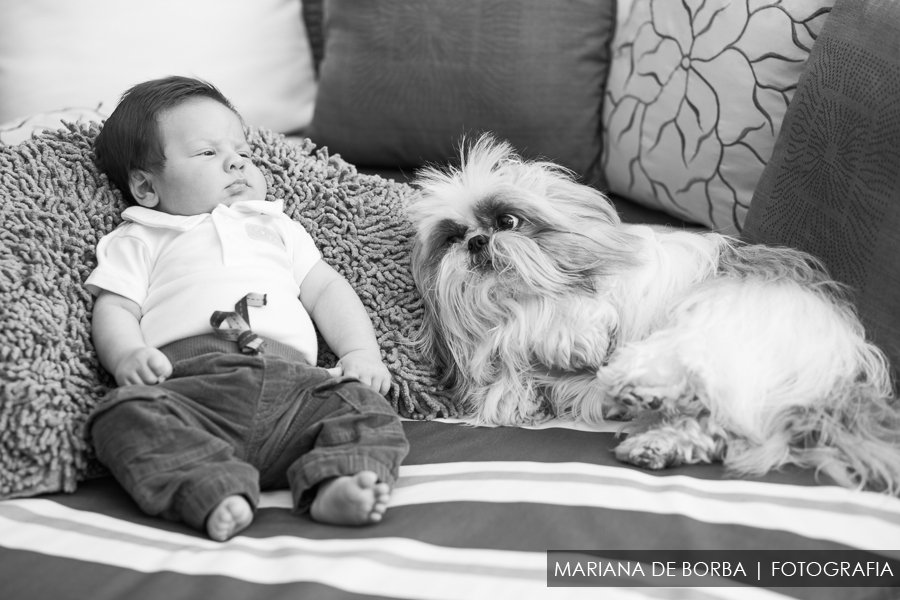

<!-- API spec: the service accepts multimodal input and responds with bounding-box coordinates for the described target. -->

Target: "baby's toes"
[354,470,379,490]
[369,498,389,523]
[373,482,391,499]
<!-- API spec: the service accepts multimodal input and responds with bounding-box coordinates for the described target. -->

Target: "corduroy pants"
[88,336,409,532]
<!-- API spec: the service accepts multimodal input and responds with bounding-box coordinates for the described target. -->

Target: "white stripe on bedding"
[260,462,900,553]
[0,500,791,600]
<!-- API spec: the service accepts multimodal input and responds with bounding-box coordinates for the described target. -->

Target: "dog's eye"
[496,214,520,231]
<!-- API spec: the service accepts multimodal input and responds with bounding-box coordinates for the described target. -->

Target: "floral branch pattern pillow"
[601,0,833,233]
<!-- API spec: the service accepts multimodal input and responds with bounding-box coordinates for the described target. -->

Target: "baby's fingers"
[119,365,157,386]
[354,368,391,396]
[148,352,173,383]
[147,352,172,383]
[134,363,163,385]
[372,375,392,397]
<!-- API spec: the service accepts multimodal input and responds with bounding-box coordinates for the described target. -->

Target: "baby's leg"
[207,495,255,541]
[89,393,260,537]
[310,471,391,525]
[279,376,408,523]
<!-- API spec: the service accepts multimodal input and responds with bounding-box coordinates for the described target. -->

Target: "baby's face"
[150,98,267,215]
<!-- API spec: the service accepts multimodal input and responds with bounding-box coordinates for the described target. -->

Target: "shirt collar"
[121,199,285,231]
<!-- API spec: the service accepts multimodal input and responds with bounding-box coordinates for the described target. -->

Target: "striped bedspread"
[1,421,898,600]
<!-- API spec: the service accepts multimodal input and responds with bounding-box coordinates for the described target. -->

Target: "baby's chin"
[223,188,267,203]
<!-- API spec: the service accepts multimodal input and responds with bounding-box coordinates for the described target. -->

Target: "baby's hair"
[93,76,241,205]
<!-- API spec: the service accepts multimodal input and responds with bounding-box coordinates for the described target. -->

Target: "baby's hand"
[335,350,392,396]
[114,347,173,387]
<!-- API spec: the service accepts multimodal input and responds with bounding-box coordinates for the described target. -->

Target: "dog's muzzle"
[467,234,492,269]
[468,234,489,254]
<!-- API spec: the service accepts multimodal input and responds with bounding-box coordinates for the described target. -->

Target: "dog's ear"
[409,238,462,390]
[418,292,462,390]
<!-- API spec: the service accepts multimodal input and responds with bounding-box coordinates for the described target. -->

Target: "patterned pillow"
[743,0,900,383]
[308,0,616,182]
[601,0,834,233]
[0,125,453,500]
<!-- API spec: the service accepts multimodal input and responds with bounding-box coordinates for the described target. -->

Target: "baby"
[86,76,409,541]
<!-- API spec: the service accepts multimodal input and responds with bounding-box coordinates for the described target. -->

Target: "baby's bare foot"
[310,471,390,526]
[206,495,253,541]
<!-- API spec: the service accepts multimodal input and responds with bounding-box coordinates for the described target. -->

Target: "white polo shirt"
[86,199,322,365]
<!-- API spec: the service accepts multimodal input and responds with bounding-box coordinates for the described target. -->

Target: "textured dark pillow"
[0,124,454,500]
[301,0,325,75]
[742,0,900,383]
[307,0,616,183]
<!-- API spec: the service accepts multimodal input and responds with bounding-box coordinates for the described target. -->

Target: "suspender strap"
[210,293,268,355]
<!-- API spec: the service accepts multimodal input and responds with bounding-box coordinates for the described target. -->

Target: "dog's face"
[407,136,634,300]
[405,135,641,392]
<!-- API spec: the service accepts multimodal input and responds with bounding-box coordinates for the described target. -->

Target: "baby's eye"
[200,150,215,156]
[496,214,520,230]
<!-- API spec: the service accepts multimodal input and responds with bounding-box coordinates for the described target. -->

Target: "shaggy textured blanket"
[0,123,455,500]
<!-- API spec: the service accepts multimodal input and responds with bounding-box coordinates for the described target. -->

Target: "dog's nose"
[468,234,489,254]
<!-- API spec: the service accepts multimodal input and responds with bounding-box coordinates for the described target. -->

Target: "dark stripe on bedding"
[402,422,826,487]
[0,548,397,600]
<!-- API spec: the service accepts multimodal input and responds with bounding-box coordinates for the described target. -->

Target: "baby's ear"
[129,170,159,208]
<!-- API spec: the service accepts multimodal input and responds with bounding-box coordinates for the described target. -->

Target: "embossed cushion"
[307,0,616,183]
[743,0,900,382]
[601,0,834,233]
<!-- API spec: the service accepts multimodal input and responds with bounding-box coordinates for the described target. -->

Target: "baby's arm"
[300,261,391,395]
[92,290,173,386]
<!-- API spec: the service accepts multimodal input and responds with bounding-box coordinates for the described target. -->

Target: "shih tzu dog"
[406,134,900,493]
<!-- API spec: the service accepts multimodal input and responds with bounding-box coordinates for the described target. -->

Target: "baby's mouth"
[227,180,249,191]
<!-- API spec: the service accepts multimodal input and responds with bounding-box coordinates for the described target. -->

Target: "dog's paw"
[600,355,696,417]
[610,380,694,413]
[614,431,680,470]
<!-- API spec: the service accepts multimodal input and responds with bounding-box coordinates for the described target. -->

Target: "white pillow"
[0,0,317,134]
[0,107,110,146]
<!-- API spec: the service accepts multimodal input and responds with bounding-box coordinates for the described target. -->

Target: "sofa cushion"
[742,0,900,382]
[601,0,834,233]
[0,0,317,134]
[0,125,454,500]
[357,166,700,229]
[307,0,616,184]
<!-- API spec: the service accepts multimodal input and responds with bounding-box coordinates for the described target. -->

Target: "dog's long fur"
[406,135,900,494]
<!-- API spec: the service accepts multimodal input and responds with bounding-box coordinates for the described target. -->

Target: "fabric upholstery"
[307,0,616,184]
[743,0,900,384]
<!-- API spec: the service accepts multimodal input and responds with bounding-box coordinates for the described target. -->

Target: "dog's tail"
[800,386,900,495]
[727,383,900,495]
